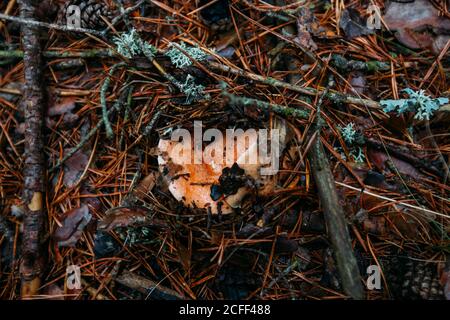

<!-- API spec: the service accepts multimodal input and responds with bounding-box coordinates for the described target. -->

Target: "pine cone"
[357,253,446,300]
[401,259,444,300]
[57,0,117,30]
[383,256,445,300]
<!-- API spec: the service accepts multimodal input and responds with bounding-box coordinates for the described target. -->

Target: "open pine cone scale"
[56,0,117,30]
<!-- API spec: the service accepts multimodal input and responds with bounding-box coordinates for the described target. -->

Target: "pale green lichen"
[179,74,209,104]
[113,28,156,59]
[350,147,366,163]
[165,42,209,68]
[338,122,357,145]
[337,122,365,163]
[381,88,448,120]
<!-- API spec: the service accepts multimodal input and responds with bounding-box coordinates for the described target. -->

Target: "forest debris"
[0,214,15,270]
[306,87,364,299]
[348,72,366,95]
[293,8,318,51]
[47,96,79,125]
[1,0,449,302]
[441,259,450,300]
[63,149,89,188]
[42,284,64,300]
[115,270,185,300]
[363,170,398,191]
[367,148,426,180]
[359,210,431,240]
[339,8,373,39]
[97,206,168,232]
[383,0,450,54]
[127,172,159,202]
[120,171,160,207]
[53,205,92,247]
[308,138,364,299]
[199,0,232,32]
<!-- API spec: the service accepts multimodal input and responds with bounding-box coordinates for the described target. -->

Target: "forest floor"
[0,0,449,300]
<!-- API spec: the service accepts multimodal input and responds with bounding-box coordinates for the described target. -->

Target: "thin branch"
[0,12,104,36]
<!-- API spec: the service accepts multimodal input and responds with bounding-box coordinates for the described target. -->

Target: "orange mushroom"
[157,123,288,214]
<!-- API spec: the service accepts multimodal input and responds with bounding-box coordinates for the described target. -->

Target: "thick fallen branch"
[306,86,364,299]
[308,138,364,299]
[17,0,46,298]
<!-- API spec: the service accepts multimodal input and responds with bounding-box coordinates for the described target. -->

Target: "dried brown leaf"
[54,205,92,247]
[383,0,450,54]
[63,149,89,188]
[98,207,168,231]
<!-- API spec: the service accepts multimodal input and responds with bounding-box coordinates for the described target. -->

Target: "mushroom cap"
[157,130,277,214]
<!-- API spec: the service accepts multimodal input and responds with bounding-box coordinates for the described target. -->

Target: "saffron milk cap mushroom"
[157,118,292,214]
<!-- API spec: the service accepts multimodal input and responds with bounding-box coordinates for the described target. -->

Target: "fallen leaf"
[367,148,425,180]
[54,205,92,247]
[131,172,159,201]
[383,0,450,54]
[362,215,387,235]
[348,72,366,95]
[63,149,89,187]
[294,8,318,51]
[48,96,79,124]
[339,8,374,39]
[97,206,168,231]
[363,170,398,191]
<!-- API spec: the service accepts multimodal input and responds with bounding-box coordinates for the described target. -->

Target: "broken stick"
[306,82,364,299]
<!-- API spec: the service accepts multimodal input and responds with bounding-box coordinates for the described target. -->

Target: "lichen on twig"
[381,88,449,120]
[165,41,209,68]
[220,82,310,120]
[113,28,156,59]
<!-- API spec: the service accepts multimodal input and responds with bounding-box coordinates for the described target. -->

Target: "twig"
[0,49,115,59]
[17,0,46,298]
[365,136,445,179]
[103,0,147,35]
[0,13,104,36]
[143,107,165,137]
[221,84,311,119]
[0,0,16,32]
[335,181,450,220]
[208,61,380,109]
[100,62,126,138]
